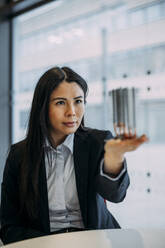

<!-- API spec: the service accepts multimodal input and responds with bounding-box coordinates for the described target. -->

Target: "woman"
[0,67,147,244]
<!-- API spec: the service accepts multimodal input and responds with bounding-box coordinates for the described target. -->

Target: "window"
[147,3,161,22]
[129,9,145,26]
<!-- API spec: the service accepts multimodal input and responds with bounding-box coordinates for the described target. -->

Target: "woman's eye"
[56,101,65,105]
[75,99,83,104]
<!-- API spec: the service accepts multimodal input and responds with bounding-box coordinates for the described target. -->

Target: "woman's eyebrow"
[73,96,83,99]
[51,96,83,101]
[51,97,66,101]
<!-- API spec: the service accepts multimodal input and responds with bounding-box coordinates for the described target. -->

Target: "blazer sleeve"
[0,146,45,245]
[94,130,130,203]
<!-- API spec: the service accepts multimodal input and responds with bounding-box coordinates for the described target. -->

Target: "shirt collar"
[62,133,74,153]
[44,133,74,154]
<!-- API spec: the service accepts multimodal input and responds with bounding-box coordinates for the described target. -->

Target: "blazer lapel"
[74,130,90,226]
[38,158,50,233]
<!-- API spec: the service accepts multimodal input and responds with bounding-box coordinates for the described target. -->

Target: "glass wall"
[12,0,165,228]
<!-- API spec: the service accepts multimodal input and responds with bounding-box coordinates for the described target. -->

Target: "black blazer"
[0,128,130,244]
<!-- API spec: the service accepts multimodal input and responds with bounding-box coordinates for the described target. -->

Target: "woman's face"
[48,81,85,146]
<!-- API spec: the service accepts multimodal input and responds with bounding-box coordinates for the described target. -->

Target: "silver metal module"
[109,87,137,139]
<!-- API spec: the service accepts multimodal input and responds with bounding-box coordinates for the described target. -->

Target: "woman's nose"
[66,104,76,116]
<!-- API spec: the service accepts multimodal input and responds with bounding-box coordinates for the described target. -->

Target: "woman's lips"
[63,122,77,127]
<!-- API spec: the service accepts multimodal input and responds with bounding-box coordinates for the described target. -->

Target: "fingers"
[104,134,148,153]
[132,135,148,147]
[106,134,148,145]
[123,134,148,148]
[138,134,149,142]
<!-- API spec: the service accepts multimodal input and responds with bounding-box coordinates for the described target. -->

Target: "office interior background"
[0,0,165,229]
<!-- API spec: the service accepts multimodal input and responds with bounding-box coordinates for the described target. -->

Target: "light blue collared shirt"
[45,133,84,232]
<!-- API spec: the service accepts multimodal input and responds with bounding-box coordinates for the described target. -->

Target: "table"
[2,229,165,248]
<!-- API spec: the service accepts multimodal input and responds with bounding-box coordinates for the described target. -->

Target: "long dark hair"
[20,67,88,219]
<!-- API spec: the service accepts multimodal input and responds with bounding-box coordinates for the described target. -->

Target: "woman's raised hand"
[103,134,148,176]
